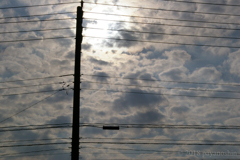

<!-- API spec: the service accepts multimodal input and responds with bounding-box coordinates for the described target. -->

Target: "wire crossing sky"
[0,0,240,160]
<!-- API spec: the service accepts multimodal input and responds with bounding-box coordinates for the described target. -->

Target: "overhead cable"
[0,148,70,157]
[0,18,75,25]
[161,0,240,7]
[83,27,240,40]
[80,141,240,146]
[83,18,240,31]
[0,81,67,90]
[80,88,240,100]
[0,27,76,35]
[0,138,70,143]
[80,123,240,129]
[0,36,75,44]
[0,91,62,124]
[83,2,240,17]
[0,12,76,20]
[0,142,70,148]
[84,11,240,26]
[81,74,240,87]
[84,35,240,49]
[0,2,80,10]
[80,137,240,143]
[81,81,240,94]
[0,73,73,84]
[0,88,66,97]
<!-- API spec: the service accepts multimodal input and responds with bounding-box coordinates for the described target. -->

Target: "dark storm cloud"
[103,30,139,48]
[89,56,113,66]
[108,109,165,124]
[112,88,168,113]
[92,71,109,82]
[142,25,165,40]
[65,50,75,59]
[48,115,71,124]
[170,105,190,115]
[131,109,165,123]
[82,43,92,51]
[160,68,187,81]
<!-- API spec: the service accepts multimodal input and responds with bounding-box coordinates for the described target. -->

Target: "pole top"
[81,1,83,7]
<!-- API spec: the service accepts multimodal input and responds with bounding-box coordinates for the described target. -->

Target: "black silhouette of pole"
[72,2,83,160]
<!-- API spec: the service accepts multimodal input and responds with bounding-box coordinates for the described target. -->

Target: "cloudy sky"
[0,0,240,159]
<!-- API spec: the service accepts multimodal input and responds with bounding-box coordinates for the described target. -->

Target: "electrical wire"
[81,74,240,87]
[0,142,70,148]
[84,35,240,49]
[81,88,240,100]
[80,123,240,129]
[0,88,66,97]
[0,1,80,10]
[0,36,75,43]
[0,74,73,84]
[0,17,75,25]
[0,90,62,124]
[80,141,240,146]
[0,148,70,157]
[81,81,240,94]
[83,27,240,40]
[0,81,67,90]
[0,152,70,158]
[84,11,240,26]
[81,146,180,154]
[0,27,76,35]
[80,137,240,143]
[0,125,71,132]
[0,123,72,129]
[83,2,240,17]
[161,0,240,7]
[83,18,240,31]
[0,138,70,143]
[0,12,76,20]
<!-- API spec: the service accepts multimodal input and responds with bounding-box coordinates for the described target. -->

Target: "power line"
[0,138,70,143]
[0,1,80,10]
[0,73,73,84]
[0,12,76,20]
[84,35,240,49]
[80,137,240,143]
[81,146,180,154]
[0,88,66,97]
[80,88,240,100]
[0,81,67,90]
[161,0,240,7]
[83,27,240,40]
[83,18,240,31]
[0,152,70,158]
[80,141,240,146]
[0,18,75,25]
[0,123,72,129]
[0,36,75,44]
[0,27,76,35]
[81,74,240,87]
[0,125,71,132]
[0,148,70,157]
[81,81,240,94]
[0,142,70,148]
[83,2,240,17]
[0,90,62,124]
[80,123,240,129]
[84,11,240,26]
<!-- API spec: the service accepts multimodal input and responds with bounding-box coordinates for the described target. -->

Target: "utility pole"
[72,1,83,160]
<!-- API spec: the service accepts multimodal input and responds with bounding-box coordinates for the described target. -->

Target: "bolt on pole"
[72,2,83,160]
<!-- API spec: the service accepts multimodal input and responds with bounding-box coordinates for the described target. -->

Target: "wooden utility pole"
[72,2,83,160]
